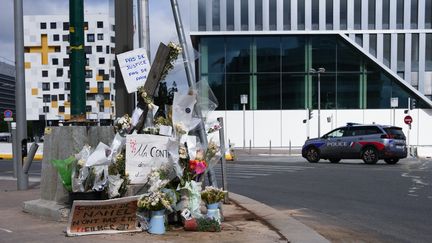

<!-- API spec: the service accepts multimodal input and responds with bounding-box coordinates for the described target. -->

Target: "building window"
[97,21,103,28]
[427,34,432,71]
[426,0,432,29]
[198,0,206,31]
[326,0,333,29]
[87,34,95,42]
[111,36,115,43]
[63,22,69,31]
[340,0,347,30]
[412,34,419,71]
[50,22,56,29]
[85,70,93,78]
[53,82,59,89]
[63,58,70,66]
[397,34,405,71]
[368,0,376,29]
[42,83,50,91]
[43,106,49,113]
[96,46,103,52]
[86,58,90,66]
[283,0,291,30]
[269,0,277,30]
[42,70,48,77]
[255,0,263,30]
[213,0,221,31]
[56,68,63,77]
[43,94,50,102]
[226,0,234,30]
[99,58,105,64]
[84,22,89,29]
[106,45,110,54]
[65,82,70,91]
[396,0,404,29]
[241,0,248,30]
[297,0,305,30]
[98,70,105,76]
[53,34,59,41]
[63,34,69,42]
[86,82,90,91]
[97,33,104,40]
[382,0,390,29]
[85,46,92,54]
[59,106,65,113]
[52,58,58,65]
[98,82,104,93]
[51,95,58,101]
[111,69,115,78]
[369,34,377,57]
[383,34,391,67]
[354,0,362,30]
[411,0,418,29]
[86,106,92,112]
[312,0,320,30]
[40,22,46,29]
[59,94,65,101]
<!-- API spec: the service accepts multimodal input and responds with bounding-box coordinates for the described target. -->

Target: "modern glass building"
[189,0,432,147]
[0,61,16,114]
[190,0,432,111]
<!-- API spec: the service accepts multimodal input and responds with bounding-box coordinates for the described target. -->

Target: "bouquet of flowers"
[137,191,173,212]
[201,186,227,205]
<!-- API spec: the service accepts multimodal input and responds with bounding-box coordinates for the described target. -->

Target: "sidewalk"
[0,179,328,243]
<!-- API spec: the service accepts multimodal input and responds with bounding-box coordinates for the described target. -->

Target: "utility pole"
[69,0,86,120]
[137,0,151,59]
[170,0,218,187]
[14,0,28,190]
[310,68,325,137]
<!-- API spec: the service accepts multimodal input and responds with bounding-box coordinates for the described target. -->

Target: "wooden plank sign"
[66,196,141,236]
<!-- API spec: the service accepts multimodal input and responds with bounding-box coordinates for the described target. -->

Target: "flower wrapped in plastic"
[201,186,227,205]
[137,191,173,212]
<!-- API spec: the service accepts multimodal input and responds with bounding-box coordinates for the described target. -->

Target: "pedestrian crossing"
[213,163,314,180]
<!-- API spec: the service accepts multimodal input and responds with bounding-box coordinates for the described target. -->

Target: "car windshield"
[383,127,406,140]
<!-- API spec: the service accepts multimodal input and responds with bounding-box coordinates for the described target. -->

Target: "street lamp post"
[240,94,248,149]
[310,68,325,137]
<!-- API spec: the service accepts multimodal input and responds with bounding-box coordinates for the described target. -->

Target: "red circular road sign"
[404,115,413,125]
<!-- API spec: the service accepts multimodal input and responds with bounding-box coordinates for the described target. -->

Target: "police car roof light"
[346,122,361,126]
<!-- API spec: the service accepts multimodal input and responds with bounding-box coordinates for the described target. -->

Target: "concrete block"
[23,199,70,222]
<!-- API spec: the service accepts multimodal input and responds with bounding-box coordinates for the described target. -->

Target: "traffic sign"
[3,110,12,118]
[404,115,413,125]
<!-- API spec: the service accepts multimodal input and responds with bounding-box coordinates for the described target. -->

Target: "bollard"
[269,140,272,155]
[289,140,292,156]
[23,142,39,183]
[217,117,229,203]
[249,140,252,154]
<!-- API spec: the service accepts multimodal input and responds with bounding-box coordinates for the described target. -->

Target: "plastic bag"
[172,91,200,137]
[107,174,124,198]
[92,165,109,192]
[72,145,92,192]
[51,156,76,192]
[85,142,111,167]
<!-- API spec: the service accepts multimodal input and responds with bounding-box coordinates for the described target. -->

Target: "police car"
[302,123,407,164]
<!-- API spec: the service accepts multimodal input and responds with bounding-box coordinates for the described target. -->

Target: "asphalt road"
[214,156,432,243]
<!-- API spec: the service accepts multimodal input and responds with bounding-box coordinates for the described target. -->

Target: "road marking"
[0,227,12,233]
[0,176,40,182]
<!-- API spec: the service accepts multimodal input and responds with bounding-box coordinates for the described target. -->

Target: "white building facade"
[24,14,116,124]
[190,0,432,147]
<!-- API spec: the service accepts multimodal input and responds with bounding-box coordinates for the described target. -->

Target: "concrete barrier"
[0,143,44,160]
[416,146,432,159]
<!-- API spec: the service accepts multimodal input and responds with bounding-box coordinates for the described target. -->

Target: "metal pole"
[14,0,28,190]
[137,0,151,59]
[218,117,229,203]
[70,0,86,119]
[11,123,18,178]
[243,103,245,149]
[318,72,321,137]
[170,0,217,187]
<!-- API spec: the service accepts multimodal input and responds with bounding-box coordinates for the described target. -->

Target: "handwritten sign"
[126,134,171,184]
[117,48,151,93]
[66,196,141,236]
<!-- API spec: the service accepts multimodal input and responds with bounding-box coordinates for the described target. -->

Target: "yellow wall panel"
[89,87,98,93]
[51,101,58,108]
[31,88,38,95]
[25,62,31,69]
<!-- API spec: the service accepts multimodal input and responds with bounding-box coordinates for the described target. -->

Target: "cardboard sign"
[117,48,151,93]
[126,134,171,184]
[66,196,141,236]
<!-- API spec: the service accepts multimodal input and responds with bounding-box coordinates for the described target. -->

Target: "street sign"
[3,109,12,118]
[3,118,13,122]
[404,115,413,125]
[390,97,399,108]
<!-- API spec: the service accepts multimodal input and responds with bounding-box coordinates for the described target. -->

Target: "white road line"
[0,227,13,233]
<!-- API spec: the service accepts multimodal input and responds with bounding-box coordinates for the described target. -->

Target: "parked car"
[302,123,407,164]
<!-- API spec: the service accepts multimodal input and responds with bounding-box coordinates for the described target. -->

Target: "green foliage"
[196,217,221,232]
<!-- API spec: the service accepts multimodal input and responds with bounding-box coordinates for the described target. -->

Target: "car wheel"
[384,158,399,164]
[329,158,341,163]
[362,147,378,164]
[305,147,320,163]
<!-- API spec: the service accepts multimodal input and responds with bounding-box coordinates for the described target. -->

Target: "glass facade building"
[190,0,432,111]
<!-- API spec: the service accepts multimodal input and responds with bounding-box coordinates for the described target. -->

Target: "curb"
[229,193,330,243]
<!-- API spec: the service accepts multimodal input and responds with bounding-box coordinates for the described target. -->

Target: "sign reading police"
[117,48,151,93]
[125,134,171,184]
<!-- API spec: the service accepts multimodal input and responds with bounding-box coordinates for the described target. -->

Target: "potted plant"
[137,191,173,235]
[201,186,226,222]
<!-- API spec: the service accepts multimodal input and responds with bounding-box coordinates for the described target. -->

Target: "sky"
[0,0,192,89]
